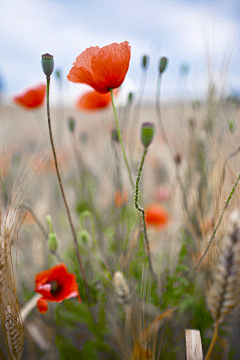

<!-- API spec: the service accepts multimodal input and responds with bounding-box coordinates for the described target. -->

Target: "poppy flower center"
[50,280,59,294]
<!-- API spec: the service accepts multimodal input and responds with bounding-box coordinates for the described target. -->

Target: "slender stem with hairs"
[205,322,219,360]
[110,88,134,188]
[134,147,159,286]
[45,76,89,301]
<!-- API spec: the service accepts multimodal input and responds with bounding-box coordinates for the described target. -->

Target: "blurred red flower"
[76,89,118,111]
[13,84,46,109]
[77,90,111,111]
[67,42,131,94]
[145,203,169,228]
[114,189,129,208]
[35,263,81,314]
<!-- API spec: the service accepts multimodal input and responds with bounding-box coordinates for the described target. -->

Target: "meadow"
[0,43,240,360]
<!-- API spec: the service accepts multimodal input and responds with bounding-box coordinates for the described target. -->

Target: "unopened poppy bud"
[111,129,119,142]
[128,92,134,104]
[55,69,62,80]
[46,215,54,233]
[79,230,90,244]
[68,118,75,133]
[142,55,149,70]
[174,152,182,165]
[141,122,155,148]
[41,53,54,78]
[159,57,168,74]
[228,118,235,133]
[48,233,58,253]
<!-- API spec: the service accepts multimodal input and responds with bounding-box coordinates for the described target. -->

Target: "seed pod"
[159,57,168,74]
[141,55,149,70]
[41,53,54,78]
[140,122,155,148]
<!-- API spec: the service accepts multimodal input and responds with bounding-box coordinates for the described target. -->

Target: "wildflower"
[67,41,131,94]
[76,90,112,111]
[35,263,81,314]
[13,84,46,109]
[114,189,129,208]
[145,203,169,228]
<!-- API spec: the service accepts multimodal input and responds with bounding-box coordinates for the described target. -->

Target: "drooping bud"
[68,117,76,133]
[79,230,90,244]
[140,122,155,148]
[159,57,168,74]
[41,53,54,78]
[141,55,149,70]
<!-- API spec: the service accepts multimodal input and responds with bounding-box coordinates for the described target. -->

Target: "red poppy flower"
[35,263,81,313]
[76,89,118,111]
[13,84,46,109]
[145,203,169,228]
[67,41,131,94]
[76,90,111,111]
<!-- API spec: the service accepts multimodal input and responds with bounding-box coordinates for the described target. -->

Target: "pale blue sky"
[1,0,239,105]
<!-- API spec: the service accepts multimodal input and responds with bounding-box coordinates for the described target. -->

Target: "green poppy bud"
[48,233,58,253]
[46,215,54,234]
[111,129,119,142]
[79,230,90,244]
[159,57,168,74]
[141,122,155,148]
[128,92,134,104]
[68,118,75,133]
[55,69,62,80]
[142,55,149,70]
[41,53,54,78]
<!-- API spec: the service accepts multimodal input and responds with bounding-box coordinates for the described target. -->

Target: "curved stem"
[205,322,218,360]
[134,147,159,286]
[45,77,89,301]
[110,88,134,188]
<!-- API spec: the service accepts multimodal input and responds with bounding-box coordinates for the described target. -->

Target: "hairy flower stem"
[134,147,159,286]
[189,172,240,279]
[110,88,134,189]
[45,77,89,301]
[205,322,219,360]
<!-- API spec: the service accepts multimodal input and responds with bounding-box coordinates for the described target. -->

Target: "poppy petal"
[13,84,46,109]
[37,297,49,314]
[91,42,131,93]
[67,46,100,86]
[76,90,111,111]
[67,42,131,94]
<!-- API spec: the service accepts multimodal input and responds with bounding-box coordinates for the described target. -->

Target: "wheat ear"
[206,209,240,359]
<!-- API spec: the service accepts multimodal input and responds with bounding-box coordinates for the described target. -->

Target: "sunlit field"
[0,42,240,360]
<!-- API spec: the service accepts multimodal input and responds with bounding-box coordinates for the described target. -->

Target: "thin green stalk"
[45,77,90,301]
[189,172,240,279]
[134,147,159,286]
[110,88,134,188]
